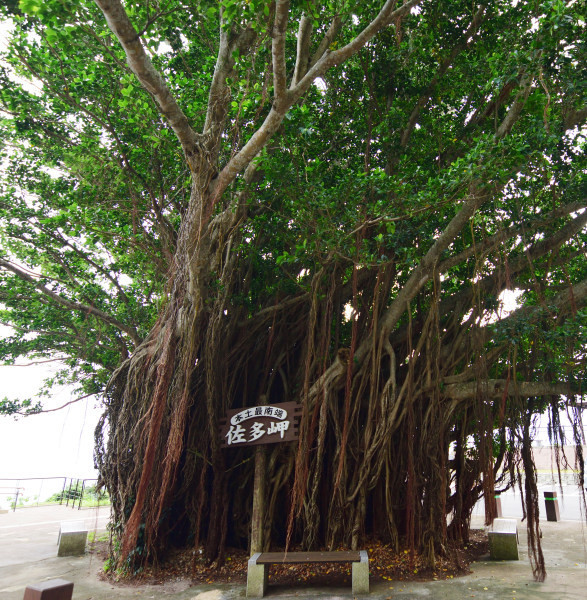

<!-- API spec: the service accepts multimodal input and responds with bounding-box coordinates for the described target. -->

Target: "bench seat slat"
[257,551,360,564]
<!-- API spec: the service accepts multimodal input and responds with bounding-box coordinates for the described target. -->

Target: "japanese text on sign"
[230,405,288,425]
[220,402,300,447]
[225,420,290,445]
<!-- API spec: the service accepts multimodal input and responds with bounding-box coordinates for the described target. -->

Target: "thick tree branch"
[209,105,289,203]
[204,22,256,152]
[344,73,547,372]
[296,0,421,92]
[94,0,199,155]
[495,73,534,139]
[399,210,587,349]
[210,0,422,203]
[292,14,313,87]
[307,15,342,73]
[373,187,488,345]
[204,26,232,139]
[272,0,291,102]
[440,276,587,387]
[0,258,141,346]
[324,0,419,68]
[491,276,587,334]
[443,379,582,401]
[462,80,517,135]
[438,201,587,273]
[505,210,587,279]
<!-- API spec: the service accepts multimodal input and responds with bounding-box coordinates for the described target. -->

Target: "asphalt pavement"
[1,503,586,599]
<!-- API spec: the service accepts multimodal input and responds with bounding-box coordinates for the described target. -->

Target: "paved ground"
[1,505,586,599]
[472,474,586,521]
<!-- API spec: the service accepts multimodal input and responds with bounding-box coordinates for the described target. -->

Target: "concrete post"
[246,553,268,598]
[351,550,370,594]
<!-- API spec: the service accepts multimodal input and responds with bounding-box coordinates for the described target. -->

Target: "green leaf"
[18,0,42,16]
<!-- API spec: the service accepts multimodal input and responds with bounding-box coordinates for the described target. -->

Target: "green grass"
[88,531,109,544]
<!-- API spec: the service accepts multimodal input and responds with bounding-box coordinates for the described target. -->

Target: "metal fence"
[0,477,103,511]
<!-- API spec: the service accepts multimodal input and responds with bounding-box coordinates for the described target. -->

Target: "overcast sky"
[0,355,101,481]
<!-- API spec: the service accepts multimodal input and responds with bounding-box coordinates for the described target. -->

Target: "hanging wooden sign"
[219,402,302,448]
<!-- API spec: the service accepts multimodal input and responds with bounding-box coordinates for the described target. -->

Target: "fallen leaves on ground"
[93,529,488,587]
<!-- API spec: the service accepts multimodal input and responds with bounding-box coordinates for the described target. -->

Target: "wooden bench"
[246,550,369,597]
[488,518,519,560]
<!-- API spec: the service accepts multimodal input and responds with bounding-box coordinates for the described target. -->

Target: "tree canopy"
[1,0,585,582]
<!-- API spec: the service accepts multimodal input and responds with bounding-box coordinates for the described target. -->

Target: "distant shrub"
[46,482,109,504]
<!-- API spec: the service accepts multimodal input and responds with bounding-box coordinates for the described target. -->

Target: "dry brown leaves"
[95,529,488,588]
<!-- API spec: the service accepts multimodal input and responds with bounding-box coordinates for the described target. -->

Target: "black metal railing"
[0,477,105,511]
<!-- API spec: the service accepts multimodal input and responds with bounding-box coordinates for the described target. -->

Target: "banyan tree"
[0,0,585,582]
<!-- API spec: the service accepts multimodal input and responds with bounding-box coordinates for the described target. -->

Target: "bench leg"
[352,550,369,595]
[246,553,268,598]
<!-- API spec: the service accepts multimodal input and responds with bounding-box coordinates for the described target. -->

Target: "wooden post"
[218,398,301,555]
[250,445,266,554]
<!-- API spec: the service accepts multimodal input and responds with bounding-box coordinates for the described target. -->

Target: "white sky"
[0,354,101,482]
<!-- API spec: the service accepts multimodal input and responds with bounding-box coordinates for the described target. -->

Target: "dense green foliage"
[1,0,585,581]
[1,0,584,410]
[1,0,180,407]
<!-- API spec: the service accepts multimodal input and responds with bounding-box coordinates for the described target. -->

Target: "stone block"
[23,578,73,600]
[246,553,268,598]
[57,521,88,557]
[489,518,519,560]
[351,550,369,594]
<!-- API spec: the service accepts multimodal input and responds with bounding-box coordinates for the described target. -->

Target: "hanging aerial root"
[521,420,546,582]
[120,322,177,565]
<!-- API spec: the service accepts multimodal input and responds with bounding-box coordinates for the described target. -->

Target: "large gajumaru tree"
[1,0,585,580]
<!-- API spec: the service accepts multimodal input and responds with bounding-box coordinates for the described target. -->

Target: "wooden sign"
[219,402,301,448]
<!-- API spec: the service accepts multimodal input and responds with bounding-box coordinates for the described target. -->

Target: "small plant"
[103,556,115,573]
[88,531,109,544]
